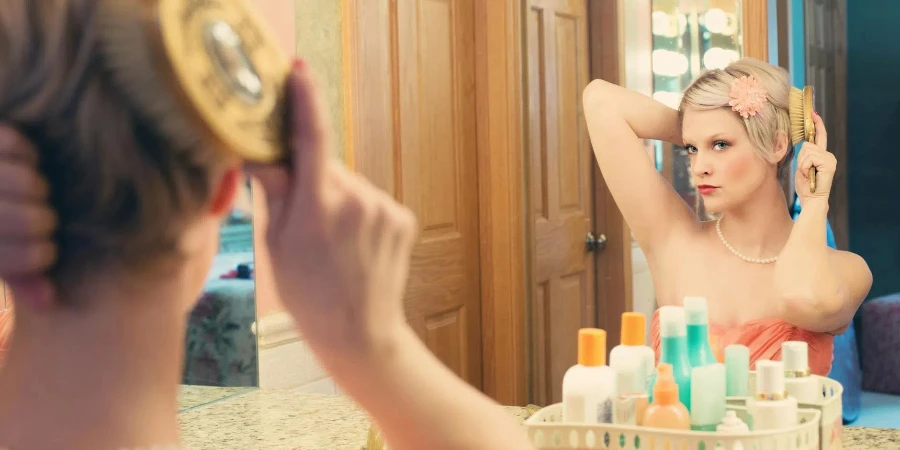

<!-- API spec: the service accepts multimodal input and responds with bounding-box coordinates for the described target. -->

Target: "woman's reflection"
[582,58,872,375]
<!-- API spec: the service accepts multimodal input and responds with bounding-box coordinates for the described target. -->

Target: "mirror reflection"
[179,178,258,408]
[650,0,744,219]
[0,1,897,449]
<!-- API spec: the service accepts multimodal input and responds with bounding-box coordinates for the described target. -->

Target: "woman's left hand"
[795,111,836,202]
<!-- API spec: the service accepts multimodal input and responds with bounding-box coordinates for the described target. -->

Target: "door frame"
[475,0,631,405]
[342,0,632,407]
[587,0,632,352]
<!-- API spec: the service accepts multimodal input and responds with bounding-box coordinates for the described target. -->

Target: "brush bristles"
[95,0,203,152]
[788,87,807,146]
[367,425,386,450]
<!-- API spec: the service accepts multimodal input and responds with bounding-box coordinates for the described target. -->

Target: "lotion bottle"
[612,356,649,426]
[715,411,749,450]
[782,341,820,404]
[725,344,750,397]
[654,306,693,410]
[747,360,798,431]
[610,312,656,393]
[642,363,691,430]
[690,363,727,431]
[683,296,719,367]
[562,328,617,423]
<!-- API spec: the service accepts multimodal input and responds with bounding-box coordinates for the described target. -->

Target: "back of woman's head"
[679,58,793,180]
[0,0,224,287]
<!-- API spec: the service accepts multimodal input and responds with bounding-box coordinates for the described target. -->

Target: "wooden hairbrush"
[95,0,291,162]
[789,85,817,193]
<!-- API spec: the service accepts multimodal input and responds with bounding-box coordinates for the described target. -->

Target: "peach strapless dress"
[650,310,834,376]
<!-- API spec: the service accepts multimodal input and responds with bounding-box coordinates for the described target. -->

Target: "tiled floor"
[854,391,900,429]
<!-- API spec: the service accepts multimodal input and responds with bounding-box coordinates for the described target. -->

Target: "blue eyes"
[685,140,729,154]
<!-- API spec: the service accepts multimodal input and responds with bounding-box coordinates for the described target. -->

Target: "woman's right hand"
[251,62,536,450]
[246,62,419,365]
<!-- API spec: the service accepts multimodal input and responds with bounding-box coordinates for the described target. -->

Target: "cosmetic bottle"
[782,341,820,404]
[653,306,693,410]
[747,360,798,431]
[725,344,750,397]
[562,328,617,423]
[612,356,650,426]
[683,296,718,367]
[643,363,691,430]
[610,312,656,393]
[715,411,749,450]
[690,363,727,431]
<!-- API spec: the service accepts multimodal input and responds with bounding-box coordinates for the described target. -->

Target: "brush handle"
[808,167,817,193]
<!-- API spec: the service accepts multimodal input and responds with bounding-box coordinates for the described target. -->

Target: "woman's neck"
[0,278,190,450]
[716,178,794,259]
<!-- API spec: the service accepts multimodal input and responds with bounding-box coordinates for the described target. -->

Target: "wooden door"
[804,0,848,250]
[344,0,482,388]
[524,0,597,406]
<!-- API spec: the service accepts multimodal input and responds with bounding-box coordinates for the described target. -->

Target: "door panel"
[804,0,848,250]
[525,0,596,406]
[347,0,483,388]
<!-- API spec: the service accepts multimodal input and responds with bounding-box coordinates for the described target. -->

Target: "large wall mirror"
[650,0,744,219]
[179,178,259,410]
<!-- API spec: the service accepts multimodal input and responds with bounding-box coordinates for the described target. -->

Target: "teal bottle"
[649,306,693,411]
[683,296,718,367]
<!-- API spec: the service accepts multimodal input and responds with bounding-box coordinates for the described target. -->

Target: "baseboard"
[252,311,302,349]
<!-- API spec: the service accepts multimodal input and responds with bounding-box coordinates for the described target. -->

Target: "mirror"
[649,0,744,219]
[179,177,259,410]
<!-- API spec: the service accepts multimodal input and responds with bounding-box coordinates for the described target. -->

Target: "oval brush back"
[95,0,291,163]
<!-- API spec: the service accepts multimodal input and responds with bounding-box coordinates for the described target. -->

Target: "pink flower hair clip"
[728,75,768,119]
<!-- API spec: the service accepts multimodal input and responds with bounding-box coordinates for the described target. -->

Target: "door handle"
[586,232,607,253]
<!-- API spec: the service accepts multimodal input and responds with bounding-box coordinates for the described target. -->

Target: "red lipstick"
[697,185,718,195]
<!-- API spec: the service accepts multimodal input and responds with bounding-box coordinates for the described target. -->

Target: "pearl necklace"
[715,216,778,264]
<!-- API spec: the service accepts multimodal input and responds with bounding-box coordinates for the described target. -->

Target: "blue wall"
[789,0,804,88]
[847,0,900,297]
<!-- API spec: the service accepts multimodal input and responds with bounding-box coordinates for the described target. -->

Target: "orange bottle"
[642,363,691,430]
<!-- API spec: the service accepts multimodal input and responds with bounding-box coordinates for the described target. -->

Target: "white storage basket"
[525,404,819,450]
[524,374,843,450]
[727,373,844,450]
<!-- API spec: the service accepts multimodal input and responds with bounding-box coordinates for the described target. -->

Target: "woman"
[0,2,532,449]
[582,58,872,375]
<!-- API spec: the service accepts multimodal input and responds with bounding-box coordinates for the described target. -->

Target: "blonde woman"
[583,58,872,375]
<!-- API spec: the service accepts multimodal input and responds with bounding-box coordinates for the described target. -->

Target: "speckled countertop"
[178,385,253,412]
[176,387,900,449]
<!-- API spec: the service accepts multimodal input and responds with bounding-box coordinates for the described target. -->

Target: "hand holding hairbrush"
[792,100,836,201]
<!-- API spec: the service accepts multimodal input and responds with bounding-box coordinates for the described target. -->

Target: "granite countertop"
[178,385,254,412]
[177,386,900,449]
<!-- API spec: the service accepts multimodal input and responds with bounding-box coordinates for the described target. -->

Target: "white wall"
[631,242,656,343]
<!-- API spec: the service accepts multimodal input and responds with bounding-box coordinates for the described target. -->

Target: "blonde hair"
[0,0,225,289]
[679,58,793,182]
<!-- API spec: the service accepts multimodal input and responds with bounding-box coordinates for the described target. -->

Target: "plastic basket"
[525,404,819,450]
[727,373,843,450]
[524,374,842,450]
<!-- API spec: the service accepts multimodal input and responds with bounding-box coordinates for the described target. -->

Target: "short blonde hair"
[0,0,225,288]
[679,58,793,182]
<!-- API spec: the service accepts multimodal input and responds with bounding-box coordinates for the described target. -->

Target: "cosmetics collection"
[562,297,820,436]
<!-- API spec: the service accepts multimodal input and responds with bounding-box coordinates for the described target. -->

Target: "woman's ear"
[772,129,790,165]
[208,166,242,218]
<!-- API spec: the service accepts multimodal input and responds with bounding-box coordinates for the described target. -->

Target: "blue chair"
[790,142,862,424]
